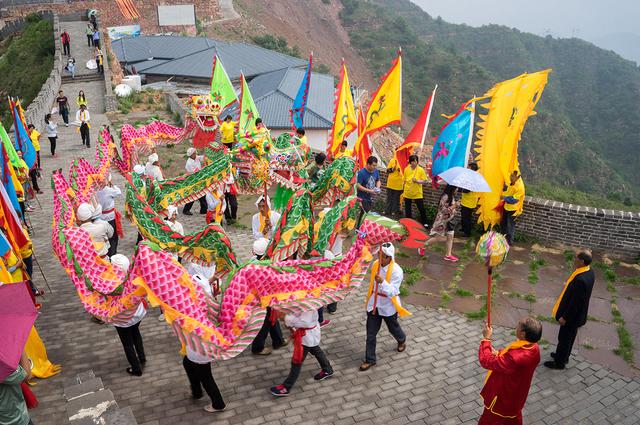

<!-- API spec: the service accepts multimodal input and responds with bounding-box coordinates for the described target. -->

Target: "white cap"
[133,164,145,175]
[91,204,102,219]
[255,194,271,210]
[148,153,159,163]
[110,254,130,272]
[167,204,178,218]
[323,250,335,260]
[77,203,94,221]
[187,147,196,157]
[253,238,269,256]
[381,242,395,259]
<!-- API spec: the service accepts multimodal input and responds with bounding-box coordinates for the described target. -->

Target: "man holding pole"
[359,242,409,371]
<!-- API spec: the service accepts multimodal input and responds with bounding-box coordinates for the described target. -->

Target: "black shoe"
[544,361,565,370]
[199,211,207,215]
[126,367,142,376]
[183,211,193,216]
[550,352,556,359]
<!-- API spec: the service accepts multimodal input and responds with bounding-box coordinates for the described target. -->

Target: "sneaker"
[313,370,333,381]
[543,360,565,370]
[270,385,290,397]
[273,340,289,350]
[26,206,36,212]
[359,362,376,371]
[158,314,165,322]
[319,319,331,328]
[183,211,193,216]
[253,347,272,355]
[444,255,459,262]
[65,123,69,127]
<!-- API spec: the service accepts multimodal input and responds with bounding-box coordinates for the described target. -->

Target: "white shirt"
[145,163,164,181]
[80,220,113,256]
[115,303,147,328]
[331,235,344,256]
[45,122,57,137]
[205,192,220,211]
[186,275,214,364]
[165,219,184,236]
[185,155,205,174]
[97,185,122,221]
[76,109,91,123]
[366,261,404,317]
[185,263,216,281]
[285,309,320,347]
[251,211,281,240]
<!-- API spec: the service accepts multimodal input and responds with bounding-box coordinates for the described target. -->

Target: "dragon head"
[360,214,429,248]
[188,94,221,132]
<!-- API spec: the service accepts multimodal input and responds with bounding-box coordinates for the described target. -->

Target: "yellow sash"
[484,339,534,383]
[259,211,271,234]
[551,266,590,317]
[367,260,411,317]
[25,326,62,378]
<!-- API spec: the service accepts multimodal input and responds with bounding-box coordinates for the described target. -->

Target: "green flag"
[238,73,261,134]
[0,122,24,169]
[210,55,237,109]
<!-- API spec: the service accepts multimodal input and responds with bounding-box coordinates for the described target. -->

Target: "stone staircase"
[63,370,137,425]
[62,73,104,84]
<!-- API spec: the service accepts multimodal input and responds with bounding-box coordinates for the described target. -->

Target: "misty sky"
[412,0,640,64]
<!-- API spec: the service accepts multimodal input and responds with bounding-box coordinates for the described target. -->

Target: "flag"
[10,99,36,170]
[328,60,357,156]
[0,142,22,213]
[291,53,313,130]
[474,69,551,228]
[210,55,238,110]
[238,72,261,134]
[431,101,475,178]
[355,105,371,167]
[362,51,402,135]
[395,86,437,173]
[0,183,29,252]
[1,123,28,172]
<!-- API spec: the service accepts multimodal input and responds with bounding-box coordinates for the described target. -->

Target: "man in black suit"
[545,250,595,370]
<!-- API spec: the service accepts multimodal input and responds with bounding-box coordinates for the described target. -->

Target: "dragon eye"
[196,98,204,105]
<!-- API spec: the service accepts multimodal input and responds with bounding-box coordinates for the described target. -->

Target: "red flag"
[355,105,372,167]
[395,85,437,172]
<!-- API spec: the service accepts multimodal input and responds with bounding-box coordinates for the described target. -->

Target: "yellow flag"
[328,61,357,156]
[475,69,551,228]
[363,53,402,134]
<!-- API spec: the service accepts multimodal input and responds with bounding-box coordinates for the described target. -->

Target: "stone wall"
[376,170,640,260]
[22,13,62,128]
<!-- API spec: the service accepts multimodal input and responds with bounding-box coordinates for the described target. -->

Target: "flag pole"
[418,84,437,152]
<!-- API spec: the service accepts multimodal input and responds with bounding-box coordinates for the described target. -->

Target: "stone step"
[62,74,104,83]
[66,389,118,425]
[101,407,138,425]
[64,377,104,401]
[63,370,96,388]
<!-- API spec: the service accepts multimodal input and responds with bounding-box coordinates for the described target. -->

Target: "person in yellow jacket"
[384,156,403,217]
[402,155,428,226]
[334,140,353,159]
[27,124,41,170]
[220,115,237,149]
[460,162,479,237]
[501,170,526,245]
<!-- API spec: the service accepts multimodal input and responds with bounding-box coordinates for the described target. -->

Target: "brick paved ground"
[22,20,640,425]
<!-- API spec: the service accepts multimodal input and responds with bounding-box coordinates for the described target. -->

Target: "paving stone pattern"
[24,21,640,425]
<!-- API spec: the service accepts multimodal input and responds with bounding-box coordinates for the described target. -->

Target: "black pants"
[23,254,37,294]
[365,311,406,364]
[555,324,579,366]
[282,345,332,390]
[48,137,57,156]
[182,357,226,409]
[107,218,118,257]
[404,198,427,225]
[183,196,207,214]
[501,210,516,245]
[87,34,93,46]
[94,39,100,50]
[224,193,238,220]
[251,307,284,353]
[97,63,104,74]
[357,199,373,227]
[385,188,402,217]
[317,303,337,323]
[63,42,70,55]
[60,109,69,124]
[461,206,473,237]
[80,123,90,147]
[115,322,146,374]
[29,169,40,192]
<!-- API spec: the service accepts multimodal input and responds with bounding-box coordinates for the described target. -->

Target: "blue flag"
[291,54,313,130]
[11,102,37,170]
[431,103,474,178]
[0,144,21,214]
[0,231,10,257]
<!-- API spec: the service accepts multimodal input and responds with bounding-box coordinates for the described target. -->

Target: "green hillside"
[339,0,640,206]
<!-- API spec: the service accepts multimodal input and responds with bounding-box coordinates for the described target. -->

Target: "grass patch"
[582,343,594,350]
[523,294,537,303]
[613,326,635,364]
[403,267,421,286]
[536,315,556,324]
[465,306,487,320]
[399,286,409,297]
[395,251,409,258]
[528,253,545,285]
[508,292,537,303]
[439,290,452,308]
[454,288,474,297]
[563,250,574,268]
[229,222,248,230]
[538,338,550,346]
[623,276,640,285]
[611,306,625,325]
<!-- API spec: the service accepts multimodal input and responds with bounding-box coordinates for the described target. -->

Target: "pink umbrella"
[0,283,37,381]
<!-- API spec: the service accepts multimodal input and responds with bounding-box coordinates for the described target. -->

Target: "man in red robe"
[478,317,542,424]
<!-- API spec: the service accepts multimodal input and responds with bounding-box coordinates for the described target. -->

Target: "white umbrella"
[438,166,491,192]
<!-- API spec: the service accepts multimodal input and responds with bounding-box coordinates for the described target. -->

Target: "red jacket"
[61,32,70,44]
[479,340,539,418]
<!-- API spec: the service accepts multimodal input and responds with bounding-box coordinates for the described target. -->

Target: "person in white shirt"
[111,254,147,376]
[183,147,208,215]
[76,104,91,147]
[97,174,122,256]
[359,242,408,371]
[251,238,287,356]
[270,308,333,396]
[204,188,225,225]
[77,203,113,257]
[182,273,227,413]
[251,195,281,240]
[144,153,164,181]
[164,205,184,236]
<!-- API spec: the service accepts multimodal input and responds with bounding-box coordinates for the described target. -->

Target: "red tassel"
[21,382,38,409]
[291,328,307,365]
[114,209,124,238]
[269,308,278,326]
